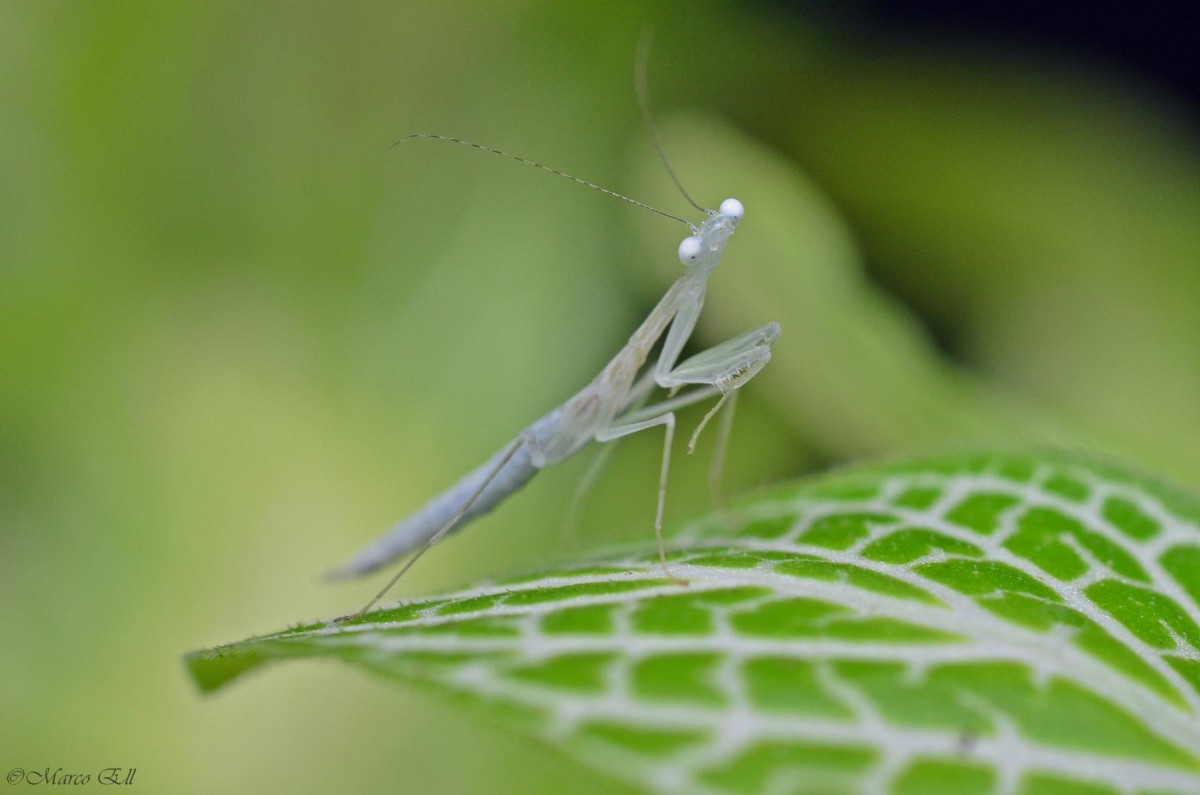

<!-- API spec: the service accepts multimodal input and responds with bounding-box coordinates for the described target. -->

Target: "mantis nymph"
[332,68,779,621]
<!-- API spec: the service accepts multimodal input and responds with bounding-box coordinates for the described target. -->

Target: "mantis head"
[677,198,745,267]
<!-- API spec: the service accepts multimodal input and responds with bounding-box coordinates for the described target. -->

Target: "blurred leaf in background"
[1,1,1197,793]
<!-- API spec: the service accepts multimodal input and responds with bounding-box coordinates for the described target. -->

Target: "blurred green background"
[2,1,1198,793]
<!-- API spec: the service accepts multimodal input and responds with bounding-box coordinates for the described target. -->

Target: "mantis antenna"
[395,34,704,228]
[636,28,706,214]
[393,133,697,232]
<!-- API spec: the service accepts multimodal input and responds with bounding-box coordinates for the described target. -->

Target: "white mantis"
[331,125,780,622]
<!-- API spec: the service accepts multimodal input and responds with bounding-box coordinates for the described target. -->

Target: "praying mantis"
[330,83,780,622]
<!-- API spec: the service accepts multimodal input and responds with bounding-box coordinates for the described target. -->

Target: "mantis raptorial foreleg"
[660,322,782,392]
[658,320,780,453]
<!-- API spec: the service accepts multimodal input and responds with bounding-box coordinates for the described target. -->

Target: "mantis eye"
[678,236,703,265]
[719,198,744,222]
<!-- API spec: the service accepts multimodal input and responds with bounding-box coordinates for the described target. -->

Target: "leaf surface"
[187,452,1200,795]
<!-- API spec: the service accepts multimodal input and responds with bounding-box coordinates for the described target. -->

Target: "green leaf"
[186,451,1200,794]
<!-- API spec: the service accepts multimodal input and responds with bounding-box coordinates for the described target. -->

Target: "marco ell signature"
[7,767,137,786]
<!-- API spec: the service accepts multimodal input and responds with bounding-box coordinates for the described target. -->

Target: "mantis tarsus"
[329,152,780,619]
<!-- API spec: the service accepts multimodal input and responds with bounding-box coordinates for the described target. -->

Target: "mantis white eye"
[719,198,744,222]
[678,235,703,265]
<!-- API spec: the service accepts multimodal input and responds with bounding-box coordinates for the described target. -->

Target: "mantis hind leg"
[334,430,539,622]
[561,440,619,551]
